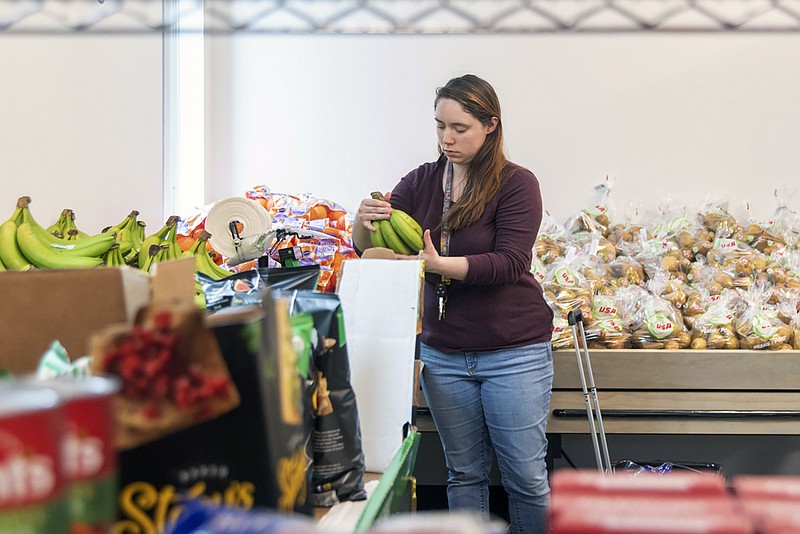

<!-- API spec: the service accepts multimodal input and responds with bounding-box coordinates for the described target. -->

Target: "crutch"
[568,308,612,474]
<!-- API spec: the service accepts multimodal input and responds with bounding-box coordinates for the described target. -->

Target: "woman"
[353,74,554,534]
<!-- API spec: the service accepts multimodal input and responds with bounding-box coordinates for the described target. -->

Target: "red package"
[733,475,800,501]
[737,497,800,534]
[550,509,751,534]
[550,493,737,520]
[550,469,728,497]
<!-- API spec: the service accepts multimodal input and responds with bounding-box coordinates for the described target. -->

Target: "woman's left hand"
[395,229,439,265]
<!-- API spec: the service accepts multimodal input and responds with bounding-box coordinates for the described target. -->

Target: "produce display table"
[548,349,800,435]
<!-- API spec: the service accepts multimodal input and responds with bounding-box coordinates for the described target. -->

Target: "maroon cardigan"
[390,158,553,353]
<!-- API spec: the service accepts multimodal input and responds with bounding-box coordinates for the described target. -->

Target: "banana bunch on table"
[101,209,146,266]
[183,229,232,281]
[0,196,116,270]
[369,191,424,255]
[137,215,183,272]
[0,196,232,287]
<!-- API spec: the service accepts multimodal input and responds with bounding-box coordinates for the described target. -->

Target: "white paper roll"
[205,197,272,259]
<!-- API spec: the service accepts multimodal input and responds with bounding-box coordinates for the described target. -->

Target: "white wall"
[207,33,800,226]
[0,35,163,234]
[2,32,798,235]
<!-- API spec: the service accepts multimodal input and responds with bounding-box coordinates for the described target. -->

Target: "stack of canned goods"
[0,375,119,534]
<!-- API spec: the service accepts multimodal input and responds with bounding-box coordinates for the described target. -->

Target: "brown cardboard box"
[0,257,195,374]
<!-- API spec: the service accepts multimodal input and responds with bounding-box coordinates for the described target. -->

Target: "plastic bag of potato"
[607,255,645,287]
[627,274,691,350]
[735,281,794,350]
[534,211,568,265]
[607,221,645,257]
[689,289,743,349]
[650,203,711,266]
[789,303,800,350]
[543,248,601,348]
[699,199,740,239]
[586,291,631,349]
[565,175,617,239]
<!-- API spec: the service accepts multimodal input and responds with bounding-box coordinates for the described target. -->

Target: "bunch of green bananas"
[47,208,90,240]
[184,230,231,311]
[102,243,127,267]
[102,210,147,266]
[369,192,424,255]
[0,197,115,270]
[0,202,32,272]
[137,215,185,273]
[184,229,232,280]
[0,198,236,289]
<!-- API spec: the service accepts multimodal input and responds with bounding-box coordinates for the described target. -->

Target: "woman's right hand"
[356,193,393,232]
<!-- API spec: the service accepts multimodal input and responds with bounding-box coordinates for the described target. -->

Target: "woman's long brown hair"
[435,74,508,231]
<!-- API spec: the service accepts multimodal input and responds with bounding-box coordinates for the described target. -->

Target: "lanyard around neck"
[439,161,454,284]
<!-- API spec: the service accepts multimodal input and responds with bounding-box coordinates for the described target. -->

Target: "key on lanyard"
[436,281,447,320]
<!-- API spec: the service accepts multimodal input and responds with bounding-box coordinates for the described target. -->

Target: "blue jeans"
[420,341,554,534]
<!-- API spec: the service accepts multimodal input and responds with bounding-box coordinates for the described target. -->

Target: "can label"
[0,387,69,533]
[41,376,120,534]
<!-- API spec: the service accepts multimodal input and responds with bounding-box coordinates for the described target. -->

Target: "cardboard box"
[336,258,423,473]
[0,258,196,374]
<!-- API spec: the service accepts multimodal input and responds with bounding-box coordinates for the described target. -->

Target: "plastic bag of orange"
[176,234,196,253]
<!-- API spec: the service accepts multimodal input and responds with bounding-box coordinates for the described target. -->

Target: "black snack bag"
[273,289,367,507]
[257,264,321,291]
[114,295,312,534]
[199,270,263,312]
[200,265,321,312]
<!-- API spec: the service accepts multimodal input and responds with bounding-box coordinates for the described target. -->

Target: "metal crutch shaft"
[575,312,612,473]
[568,308,612,474]
[567,308,603,473]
